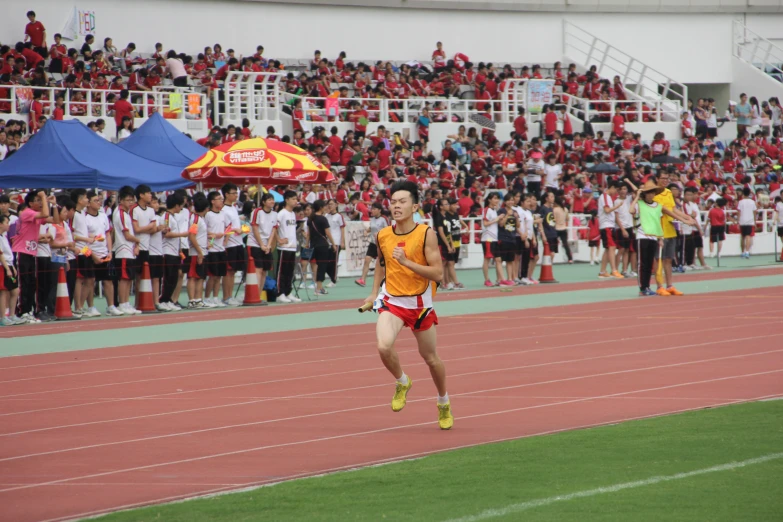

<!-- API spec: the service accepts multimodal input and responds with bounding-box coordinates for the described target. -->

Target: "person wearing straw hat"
[629,178,697,297]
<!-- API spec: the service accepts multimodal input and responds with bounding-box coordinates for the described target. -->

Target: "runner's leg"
[413,326,447,396]
[376,310,406,379]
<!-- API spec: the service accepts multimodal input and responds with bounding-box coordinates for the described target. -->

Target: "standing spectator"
[525,151,545,199]
[204,191,228,307]
[737,187,758,259]
[0,214,22,325]
[85,191,117,316]
[113,90,137,133]
[308,200,337,295]
[354,203,389,288]
[553,196,573,264]
[12,190,57,323]
[130,185,156,302]
[481,192,503,286]
[24,11,47,58]
[597,181,623,279]
[248,193,278,297]
[186,195,210,309]
[160,193,187,310]
[325,199,345,287]
[149,196,166,311]
[221,183,244,306]
[35,219,56,321]
[276,191,300,303]
[734,93,752,136]
[166,50,189,87]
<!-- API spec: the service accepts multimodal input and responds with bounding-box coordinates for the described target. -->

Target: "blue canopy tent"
[118,112,207,167]
[0,120,194,191]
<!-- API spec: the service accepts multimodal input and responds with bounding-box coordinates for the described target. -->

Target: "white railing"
[733,20,783,82]
[563,95,681,127]
[218,71,286,124]
[0,85,209,122]
[563,20,685,121]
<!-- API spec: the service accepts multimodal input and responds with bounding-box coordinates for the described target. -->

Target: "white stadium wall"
[0,1,741,84]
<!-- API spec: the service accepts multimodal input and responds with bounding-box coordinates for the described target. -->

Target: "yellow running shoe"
[438,402,454,430]
[391,378,412,412]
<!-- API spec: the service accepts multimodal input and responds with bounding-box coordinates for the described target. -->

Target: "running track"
[1,285,782,521]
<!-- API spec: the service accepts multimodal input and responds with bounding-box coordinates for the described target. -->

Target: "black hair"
[312,199,327,213]
[118,186,135,201]
[24,189,47,206]
[70,188,87,204]
[207,191,222,207]
[166,192,185,209]
[0,194,10,204]
[389,180,419,204]
[86,190,99,201]
[0,214,7,225]
[135,184,151,198]
[283,190,298,201]
[193,195,209,213]
[221,183,238,197]
[260,193,275,206]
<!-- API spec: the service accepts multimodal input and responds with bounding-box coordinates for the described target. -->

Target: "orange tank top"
[377,223,436,298]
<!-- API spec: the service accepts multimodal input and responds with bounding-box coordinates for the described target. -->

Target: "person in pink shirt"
[12,190,59,322]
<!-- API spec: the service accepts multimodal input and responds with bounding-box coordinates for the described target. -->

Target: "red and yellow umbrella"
[182,138,335,186]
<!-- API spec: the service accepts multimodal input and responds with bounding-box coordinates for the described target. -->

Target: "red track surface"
[1,265,781,339]
[0,286,782,522]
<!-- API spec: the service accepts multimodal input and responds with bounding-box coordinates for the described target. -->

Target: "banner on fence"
[344,220,371,274]
[526,79,555,114]
[15,88,33,114]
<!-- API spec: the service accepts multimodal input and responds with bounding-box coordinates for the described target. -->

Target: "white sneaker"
[214,299,227,308]
[19,313,40,324]
[155,303,170,312]
[121,303,142,315]
[277,294,292,303]
[446,282,455,290]
[288,294,302,303]
[628,271,638,277]
[201,299,217,308]
[589,260,596,266]
[325,281,335,288]
[306,282,316,289]
[107,305,124,317]
[521,278,533,286]
[169,302,182,310]
[84,307,102,318]
[227,297,243,306]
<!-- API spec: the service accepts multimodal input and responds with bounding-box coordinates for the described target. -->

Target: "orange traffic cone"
[243,250,268,306]
[54,267,80,321]
[135,262,159,313]
[538,241,558,284]
[779,246,783,262]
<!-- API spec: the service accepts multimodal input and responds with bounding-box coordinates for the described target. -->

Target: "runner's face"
[390,191,415,221]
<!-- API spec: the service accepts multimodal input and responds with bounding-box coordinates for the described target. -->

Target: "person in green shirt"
[629,179,697,297]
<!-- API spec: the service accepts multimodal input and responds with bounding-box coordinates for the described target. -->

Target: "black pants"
[15,254,37,316]
[684,234,696,266]
[519,242,531,279]
[556,230,573,261]
[527,181,541,199]
[675,232,684,268]
[173,76,188,87]
[328,247,340,284]
[312,245,334,283]
[36,257,53,314]
[160,255,180,303]
[637,238,658,291]
[276,250,296,297]
[67,260,77,305]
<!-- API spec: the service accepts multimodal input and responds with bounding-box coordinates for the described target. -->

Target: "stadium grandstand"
[0,2,782,520]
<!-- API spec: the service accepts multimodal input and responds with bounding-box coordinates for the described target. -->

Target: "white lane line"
[1,350,780,464]
[444,452,783,522]
[0,295,727,371]
[0,296,728,379]
[26,391,783,522]
[2,330,779,438]
[2,312,777,407]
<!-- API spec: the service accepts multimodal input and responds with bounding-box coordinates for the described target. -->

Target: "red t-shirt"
[113,98,135,127]
[25,21,46,48]
[708,207,726,227]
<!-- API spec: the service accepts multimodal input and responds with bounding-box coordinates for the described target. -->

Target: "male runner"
[363,180,453,430]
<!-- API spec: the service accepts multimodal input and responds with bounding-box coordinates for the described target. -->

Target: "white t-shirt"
[85,211,111,257]
[161,211,181,257]
[737,198,757,226]
[64,223,75,261]
[0,143,8,161]
[112,208,136,259]
[205,210,229,253]
[682,202,701,235]
[188,213,208,256]
[72,209,88,251]
[598,193,617,230]
[481,207,499,242]
[519,208,535,238]
[149,214,164,256]
[776,201,783,226]
[131,204,155,251]
[326,212,345,246]
[221,205,243,248]
[36,224,55,258]
[176,207,191,251]
[525,159,545,182]
[277,209,298,252]
[543,164,562,189]
[0,233,13,264]
[247,208,278,249]
[615,197,633,229]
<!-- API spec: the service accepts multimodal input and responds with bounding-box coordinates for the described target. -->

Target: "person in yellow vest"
[652,170,697,296]
[362,180,454,430]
